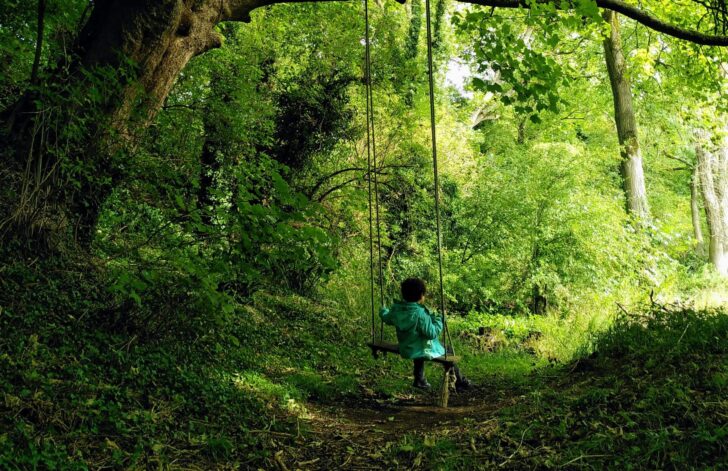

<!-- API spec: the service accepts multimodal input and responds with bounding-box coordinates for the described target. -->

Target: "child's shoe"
[413,378,432,389]
[456,377,473,392]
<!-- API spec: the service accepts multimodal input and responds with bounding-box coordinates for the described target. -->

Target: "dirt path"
[273,384,520,470]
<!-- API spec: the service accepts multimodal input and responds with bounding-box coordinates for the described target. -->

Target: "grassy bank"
[2,260,727,469]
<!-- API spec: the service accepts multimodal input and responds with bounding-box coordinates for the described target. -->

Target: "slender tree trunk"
[517,117,526,145]
[602,11,650,221]
[402,0,422,107]
[696,133,728,276]
[30,0,47,85]
[691,164,706,255]
[531,284,547,315]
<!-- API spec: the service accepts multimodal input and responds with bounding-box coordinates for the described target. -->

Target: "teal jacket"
[379,301,446,360]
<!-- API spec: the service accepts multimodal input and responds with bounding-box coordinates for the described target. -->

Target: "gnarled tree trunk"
[1,0,254,251]
[603,11,650,222]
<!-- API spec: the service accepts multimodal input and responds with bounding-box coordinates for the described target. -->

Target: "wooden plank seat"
[367,341,459,366]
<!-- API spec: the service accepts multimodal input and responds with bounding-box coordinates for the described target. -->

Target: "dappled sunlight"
[691,288,728,309]
[232,371,314,417]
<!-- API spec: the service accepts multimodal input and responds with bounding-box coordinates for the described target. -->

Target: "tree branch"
[307,164,415,198]
[316,176,361,202]
[224,0,728,45]
[225,0,728,46]
[454,0,728,46]
[665,153,695,168]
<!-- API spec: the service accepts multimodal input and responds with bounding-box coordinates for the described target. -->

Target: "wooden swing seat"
[367,341,459,366]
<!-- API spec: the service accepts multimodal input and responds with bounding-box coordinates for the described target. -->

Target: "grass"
[2,256,727,469]
[398,304,728,470]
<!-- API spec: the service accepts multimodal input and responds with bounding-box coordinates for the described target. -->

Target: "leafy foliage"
[1,0,728,468]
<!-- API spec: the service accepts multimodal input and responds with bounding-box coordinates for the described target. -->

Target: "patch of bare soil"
[269,384,520,470]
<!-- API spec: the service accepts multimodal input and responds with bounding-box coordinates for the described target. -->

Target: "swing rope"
[364,0,453,356]
[364,0,374,343]
[364,0,384,343]
[424,0,453,357]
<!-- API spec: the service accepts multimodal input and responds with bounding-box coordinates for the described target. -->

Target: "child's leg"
[452,364,473,389]
[444,347,471,387]
[413,358,429,388]
[413,358,425,381]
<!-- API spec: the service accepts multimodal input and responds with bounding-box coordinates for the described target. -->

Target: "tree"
[692,163,706,255]
[696,129,728,275]
[1,0,727,255]
[602,11,650,221]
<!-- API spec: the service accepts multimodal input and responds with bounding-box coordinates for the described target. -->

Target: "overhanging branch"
[464,0,728,46]
[226,0,728,46]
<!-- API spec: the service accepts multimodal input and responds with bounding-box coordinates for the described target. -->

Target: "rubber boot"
[413,359,431,389]
[453,365,473,391]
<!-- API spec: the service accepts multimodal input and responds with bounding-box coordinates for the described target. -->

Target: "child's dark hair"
[401,278,427,302]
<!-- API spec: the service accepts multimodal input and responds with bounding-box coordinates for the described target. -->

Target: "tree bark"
[517,117,526,145]
[30,0,47,85]
[696,133,728,276]
[602,11,650,222]
[691,163,706,255]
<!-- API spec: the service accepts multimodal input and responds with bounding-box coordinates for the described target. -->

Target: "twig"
[615,302,631,316]
[248,429,295,438]
[297,458,320,466]
[274,450,290,471]
[559,454,611,467]
[498,424,532,467]
[675,322,692,347]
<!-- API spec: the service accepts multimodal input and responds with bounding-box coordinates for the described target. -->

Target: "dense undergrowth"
[0,259,277,469]
[407,305,728,469]
[0,256,410,469]
[2,257,727,469]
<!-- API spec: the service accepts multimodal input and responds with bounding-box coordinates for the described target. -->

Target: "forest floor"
[2,287,728,470]
[290,384,516,470]
[267,354,728,470]
[231,294,725,470]
[257,333,728,470]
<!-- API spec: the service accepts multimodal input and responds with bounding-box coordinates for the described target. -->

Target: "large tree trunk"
[602,11,650,222]
[696,132,728,276]
[1,0,251,251]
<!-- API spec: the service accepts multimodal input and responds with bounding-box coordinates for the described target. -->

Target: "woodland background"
[1,0,728,468]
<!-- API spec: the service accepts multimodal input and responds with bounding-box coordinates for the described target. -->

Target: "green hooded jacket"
[379,301,446,360]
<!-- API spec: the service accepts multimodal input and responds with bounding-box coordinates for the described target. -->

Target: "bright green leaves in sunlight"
[453,0,612,122]
[454,9,573,122]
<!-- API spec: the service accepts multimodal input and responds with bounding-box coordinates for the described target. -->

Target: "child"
[379,278,472,390]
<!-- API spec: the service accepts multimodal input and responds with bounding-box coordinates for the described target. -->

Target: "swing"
[362,0,458,405]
